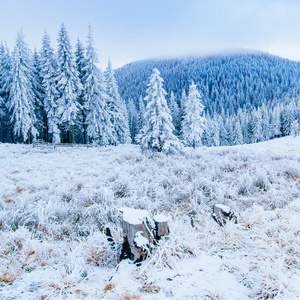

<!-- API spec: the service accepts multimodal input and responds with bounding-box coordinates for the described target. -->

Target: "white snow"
[1,136,300,299]
[215,204,231,213]
[120,207,150,225]
[153,214,168,222]
[134,232,149,248]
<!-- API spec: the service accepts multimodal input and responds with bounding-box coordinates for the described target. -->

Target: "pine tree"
[270,105,281,138]
[181,82,206,148]
[74,38,87,143]
[56,23,82,143]
[6,31,38,143]
[137,95,146,131]
[211,117,220,147]
[290,119,299,137]
[169,91,180,135]
[40,32,61,143]
[104,59,131,144]
[137,68,182,154]
[82,25,112,145]
[253,108,263,143]
[127,98,138,143]
[180,89,187,127]
[32,48,44,137]
[0,43,12,142]
[232,120,243,145]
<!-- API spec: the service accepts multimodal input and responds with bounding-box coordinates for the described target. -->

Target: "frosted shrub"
[247,258,290,299]
[84,232,118,267]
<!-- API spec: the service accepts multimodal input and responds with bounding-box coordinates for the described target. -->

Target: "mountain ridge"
[115,52,300,115]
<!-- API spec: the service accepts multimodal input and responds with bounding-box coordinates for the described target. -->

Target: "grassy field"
[1,136,300,299]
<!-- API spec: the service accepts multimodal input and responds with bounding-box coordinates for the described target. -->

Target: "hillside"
[1,137,300,299]
[115,53,300,114]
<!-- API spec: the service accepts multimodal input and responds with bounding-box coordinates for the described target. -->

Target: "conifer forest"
[1,25,300,151]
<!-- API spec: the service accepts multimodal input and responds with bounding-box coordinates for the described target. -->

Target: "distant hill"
[115,53,300,115]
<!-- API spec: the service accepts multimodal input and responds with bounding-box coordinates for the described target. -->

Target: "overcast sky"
[0,0,300,68]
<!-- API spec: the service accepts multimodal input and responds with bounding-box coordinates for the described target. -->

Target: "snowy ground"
[1,136,300,299]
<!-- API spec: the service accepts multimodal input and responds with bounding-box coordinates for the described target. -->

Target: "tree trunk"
[72,125,75,144]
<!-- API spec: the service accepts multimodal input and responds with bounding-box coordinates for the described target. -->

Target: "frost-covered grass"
[0,136,300,299]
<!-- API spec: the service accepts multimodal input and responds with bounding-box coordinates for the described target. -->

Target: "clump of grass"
[123,292,140,300]
[104,282,115,293]
[0,269,18,283]
[205,290,224,299]
[140,284,160,294]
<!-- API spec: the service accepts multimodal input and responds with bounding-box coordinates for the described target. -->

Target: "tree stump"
[120,207,154,263]
[212,204,237,226]
[153,215,169,240]
[120,208,169,263]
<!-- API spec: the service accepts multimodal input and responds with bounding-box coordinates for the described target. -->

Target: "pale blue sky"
[0,0,300,68]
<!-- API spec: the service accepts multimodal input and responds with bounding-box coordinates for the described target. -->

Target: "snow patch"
[153,214,168,222]
[120,207,150,225]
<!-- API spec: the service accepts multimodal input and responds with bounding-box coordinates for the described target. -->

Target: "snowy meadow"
[1,136,300,299]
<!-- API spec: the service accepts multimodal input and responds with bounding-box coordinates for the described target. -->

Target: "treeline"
[0,26,299,148]
[0,24,130,145]
[127,88,300,147]
[118,54,300,146]
[115,54,300,115]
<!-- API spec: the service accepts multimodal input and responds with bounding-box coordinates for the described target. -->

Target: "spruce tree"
[82,25,112,145]
[40,32,61,143]
[6,31,38,143]
[0,43,12,142]
[127,98,138,143]
[104,59,131,144]
[181,82,205,148]
[56,23,82,143]
[137,68,182,154]
[74,38,87,143]
[32,48,44,138]
[169,91,180,135]
[137,95,146,131]
[232,120,243,145]
[290,120,299,137]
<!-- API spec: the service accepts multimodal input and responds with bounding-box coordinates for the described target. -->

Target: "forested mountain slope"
[115,53,300,114]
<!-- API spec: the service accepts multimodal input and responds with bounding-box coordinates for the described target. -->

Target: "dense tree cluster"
[0,24,130,145]
[118,54,300,147]
[0,28,299,149]
[115,54,300,116]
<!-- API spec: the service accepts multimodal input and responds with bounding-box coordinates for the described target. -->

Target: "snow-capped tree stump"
[120,207,154,263]
[119,208,169,263]
[153,215,169,240]
[212,204,237,226]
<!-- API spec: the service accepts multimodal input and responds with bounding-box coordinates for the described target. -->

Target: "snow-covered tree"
[82,25,113,145]
[127,98,138,143]
[0,43,12,142]
[232,120,243,145]
[270,105,281,138]
[56,23,82,143]
[169,91,180,135]
[74,38,87,143]
[253,108,263,143]
[104,59,131,144]
[211,117,220,147]
[32,48,44,137]
[290,120,299,137]
[6,31,38,143]
[181,82,206,148]
[138,95,146,131]
[40,32,60,143]
[137,68,182,154]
